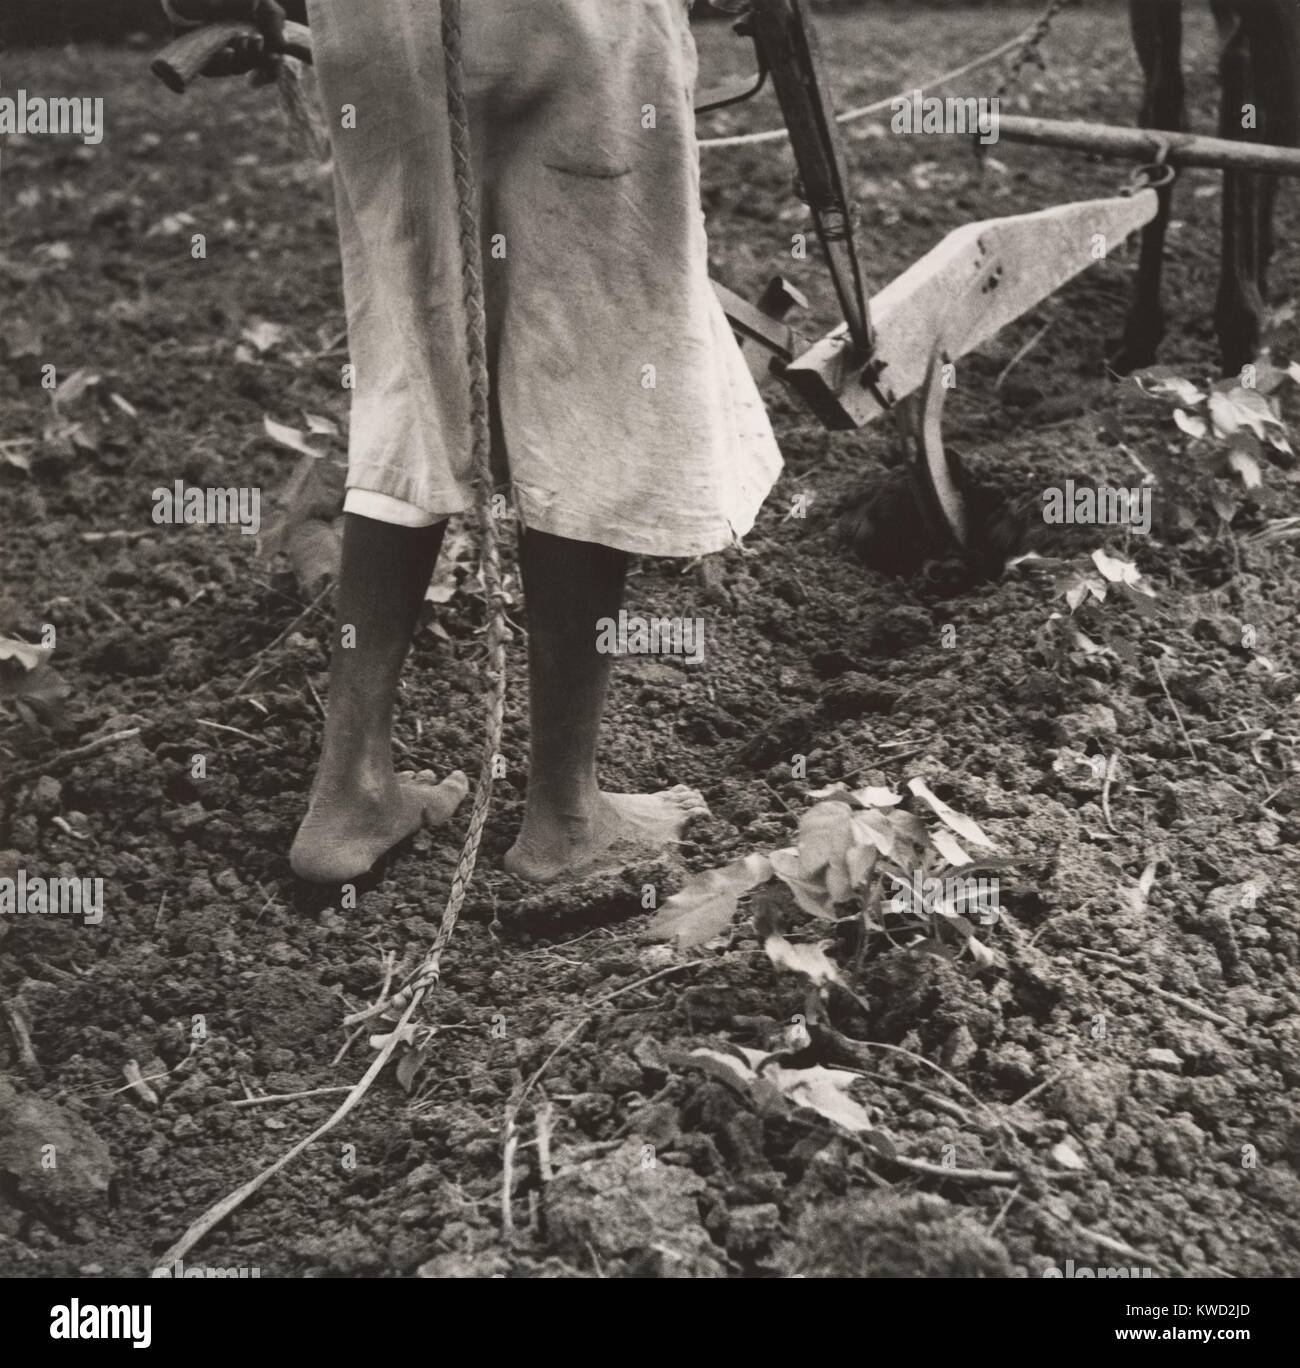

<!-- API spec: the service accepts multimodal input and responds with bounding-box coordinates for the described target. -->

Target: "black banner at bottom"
[2,1275,1285,1354]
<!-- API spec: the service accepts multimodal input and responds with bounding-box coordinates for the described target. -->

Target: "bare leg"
[1110,0,1185,373]
[503,529,707,882]
[290,513,468,882]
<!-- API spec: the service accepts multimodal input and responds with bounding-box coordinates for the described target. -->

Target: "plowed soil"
[2,4,1298,1278]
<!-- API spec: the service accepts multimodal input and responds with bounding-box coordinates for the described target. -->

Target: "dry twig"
[229,1085,353,1109]
[1074,948,1243,1031]
[3,1000,41,1078]
[5,728,141,788]
[1152,660,1199,760]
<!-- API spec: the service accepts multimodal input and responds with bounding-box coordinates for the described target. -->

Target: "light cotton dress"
[307,0,782,557]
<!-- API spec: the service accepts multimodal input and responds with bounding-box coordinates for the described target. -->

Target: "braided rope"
[345,0,508,1029]
[427,0,509,964]
[410,0,507,1001]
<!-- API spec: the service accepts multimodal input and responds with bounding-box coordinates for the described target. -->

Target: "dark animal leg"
[1247,3,1300,313]
[1111,0,1186,373]
[1212,1,1264,375]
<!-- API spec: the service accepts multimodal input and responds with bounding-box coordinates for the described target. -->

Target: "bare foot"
[290,769,469,882]
[503,785,709,883]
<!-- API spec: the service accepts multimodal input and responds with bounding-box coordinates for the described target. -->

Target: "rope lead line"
[155,0,508,1267]
[374,0,509,1018]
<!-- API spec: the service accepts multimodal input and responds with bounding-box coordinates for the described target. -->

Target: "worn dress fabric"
[307,0,782,556]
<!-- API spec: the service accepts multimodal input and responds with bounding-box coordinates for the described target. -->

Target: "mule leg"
[1212,1,1267,375]
[1111,0,1186,373]
[1249,2,1300,307]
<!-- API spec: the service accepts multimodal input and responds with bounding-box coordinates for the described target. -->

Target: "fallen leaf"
[765,1065,877,1136]
[1173,407,1207,439]
[906,777,995,850]
[425,520,475,605]
[264,415,324,460]
[1091,549,1156,597]
[243,320,287,354]
[1091,548,1136,583]
[1050,1140,1087,1171]
[55,369,100,406]
[1227,448,1263,489]
[966,936,997,968]
[1136,373,1205,406]
[1244,359,1291,394]
[1061,570,1107,612]
[648,851,772,947]
[1005,550,1046,571]
[1072,630,1114,658]
[395,1048,422,1094]
[1126,859,1158,916]
[1212,387,1283,443]
[147,211,196,238]
[851,785,903,808]
[0,656,71,722]
[0,636,49,672]
[686,1047,756,1088]
[762,934,842,986]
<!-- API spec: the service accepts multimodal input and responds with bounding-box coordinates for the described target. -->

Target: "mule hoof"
[1105,334,1159,375]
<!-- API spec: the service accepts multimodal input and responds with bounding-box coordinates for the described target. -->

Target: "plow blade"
[783,188,1160,430]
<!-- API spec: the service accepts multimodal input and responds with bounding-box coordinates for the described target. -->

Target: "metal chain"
[972,0,1075,167]
[991,0,1076,105]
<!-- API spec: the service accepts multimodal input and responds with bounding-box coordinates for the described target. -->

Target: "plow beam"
[994,116,1300,177]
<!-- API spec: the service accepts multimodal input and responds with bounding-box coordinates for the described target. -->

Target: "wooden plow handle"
[151,18,313,93]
